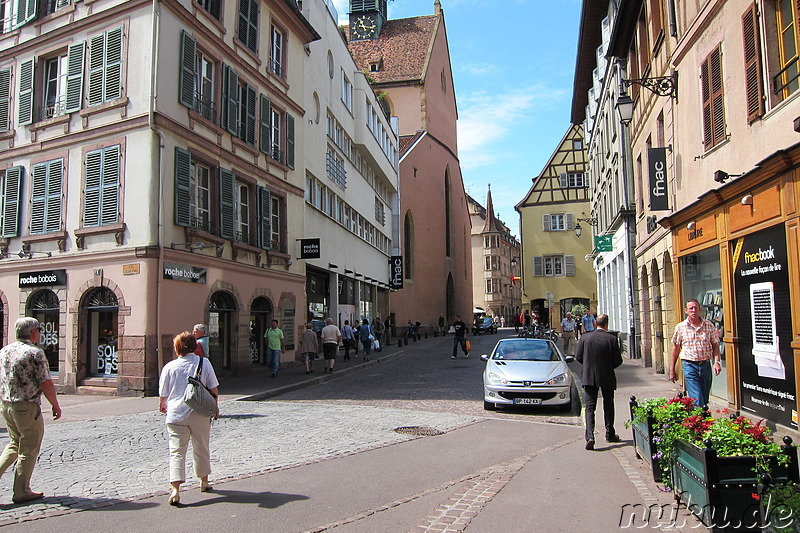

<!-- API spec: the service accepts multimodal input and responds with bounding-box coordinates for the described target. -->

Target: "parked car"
[472,317,497,335]
[481,338,574,411]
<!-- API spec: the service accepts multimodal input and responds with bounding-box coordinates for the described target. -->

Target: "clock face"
[352,15,377,39]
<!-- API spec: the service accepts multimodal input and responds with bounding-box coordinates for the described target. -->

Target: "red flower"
[742,419,770,443]
[682,415,714,435]
[665,396,697,409]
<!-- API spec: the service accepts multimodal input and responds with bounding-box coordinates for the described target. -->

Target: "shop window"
[27,289,59,372]
[250,296,272,365]
[83,287,119,377]
[209,291,236,369]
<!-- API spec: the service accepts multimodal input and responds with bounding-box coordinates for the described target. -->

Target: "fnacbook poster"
[732,224,796,427]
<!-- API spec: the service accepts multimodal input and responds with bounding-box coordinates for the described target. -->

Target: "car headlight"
[546,373,568,385]
[486,370,508,385]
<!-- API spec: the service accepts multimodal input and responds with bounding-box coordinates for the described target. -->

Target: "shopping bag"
[465,340,472,352]
[372,339,381,352]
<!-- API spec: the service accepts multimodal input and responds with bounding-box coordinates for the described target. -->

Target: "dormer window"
[370,61,380,73]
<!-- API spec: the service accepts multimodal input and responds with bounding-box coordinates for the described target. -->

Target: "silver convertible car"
[481,338,574,411]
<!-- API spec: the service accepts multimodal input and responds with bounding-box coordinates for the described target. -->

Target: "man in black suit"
[575,314,623,450]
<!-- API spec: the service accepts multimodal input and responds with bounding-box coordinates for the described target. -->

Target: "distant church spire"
[434,0,442,15]
[484,184,495,232]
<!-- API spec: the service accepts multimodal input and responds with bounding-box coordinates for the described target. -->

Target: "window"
[30,158,63,234]
[235,181,250,244]
[270,107,282,159]
[572,139,583,150]
[774,0,798,99]
[269,25,284,77]
[42,0,72,17]
[179,32,217,122]
[485,279,499,294]
[532,255,575,277]
[542,213,573,231]
[220,64,255,145]
[43,54,67,119]
[237,82,256,145]
[701,45,726,149]
[270,194,281,251]
[196,0,221,20]
[484,255,499,271]
[191,160,212,232]
[326,147,346,188]
[560,172,586,188]
[1,166,22,238]
[87,26,123,106]
[83,145,120,227]
[237,0,258,53]
[341,70,353,110]
[374,196,385,225]
[1,0,36,34]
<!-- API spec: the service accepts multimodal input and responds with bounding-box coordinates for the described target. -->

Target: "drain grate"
[394,426,445,437]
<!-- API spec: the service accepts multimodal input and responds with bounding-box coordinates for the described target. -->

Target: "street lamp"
[574,217,597,238]
[616,93,634,126]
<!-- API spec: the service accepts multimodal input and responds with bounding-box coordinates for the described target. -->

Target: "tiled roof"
[346,16,438,84]
[399,132,424,157]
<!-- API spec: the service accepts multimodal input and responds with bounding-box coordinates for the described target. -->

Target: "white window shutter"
[533,256,543,277]
[559,172,568,188]
[565,255,575,276]
[542,214,551,232]
[566,213,574,230]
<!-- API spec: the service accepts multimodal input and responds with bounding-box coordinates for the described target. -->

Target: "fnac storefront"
[661,144,800,430]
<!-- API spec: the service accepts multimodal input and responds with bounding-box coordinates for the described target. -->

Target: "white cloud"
[457,84,564,171]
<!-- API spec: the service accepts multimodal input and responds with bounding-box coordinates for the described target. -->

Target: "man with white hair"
[192,323,209,358]
[0,317,62,503]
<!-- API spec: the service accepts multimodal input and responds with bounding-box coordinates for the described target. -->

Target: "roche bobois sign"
[163,262,207,284]
[19,269,67,288]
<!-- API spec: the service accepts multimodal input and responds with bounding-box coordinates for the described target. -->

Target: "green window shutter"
[221,64,239,135]
[179,30,197,108]
[533,256,543,277]
[565,255,575,276]
[286,114,295,169]
[259,94,271,155]
[238,0,258,53]
[1,166,23,238]
[218,167,235,239]
[174,147,192,227]
[209,0,221,19]
[65,42,85,113]
[45,159,63,233]
[31,160,62,234]
[14,0,37,29]
[18,58,34,125]
[103,26,123,101]
[31,163,47,233]
[258,185,272,249]
[0,67,10,132]
[245,85,256,145]
[84,149,102,226]
[101,145,120,225]
[87,33,105,106]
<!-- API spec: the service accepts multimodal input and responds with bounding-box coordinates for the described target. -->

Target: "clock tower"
[349,0,387,40]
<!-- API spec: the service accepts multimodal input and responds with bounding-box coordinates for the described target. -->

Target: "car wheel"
[483,400,497,411]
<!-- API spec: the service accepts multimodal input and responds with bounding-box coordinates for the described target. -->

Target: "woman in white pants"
[159,331,219,505]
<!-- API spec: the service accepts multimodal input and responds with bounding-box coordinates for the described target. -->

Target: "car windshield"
[492,341,559,361]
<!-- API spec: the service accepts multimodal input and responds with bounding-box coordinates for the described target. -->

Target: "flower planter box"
[629,397,662,482]
[671,437,798,532]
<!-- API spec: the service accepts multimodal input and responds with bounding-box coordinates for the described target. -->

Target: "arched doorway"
[209,291,237,369]
[250,297,273,365]
[27,289,61,373]
[82,287,119,377]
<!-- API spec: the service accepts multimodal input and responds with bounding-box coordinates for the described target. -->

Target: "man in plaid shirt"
[669,299,721,407]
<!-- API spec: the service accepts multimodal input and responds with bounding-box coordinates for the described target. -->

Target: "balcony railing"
[38,98,67,122]
[193,91,216,123]
[773,58,800,96]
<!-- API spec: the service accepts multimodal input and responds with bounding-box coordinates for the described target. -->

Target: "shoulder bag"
[182,358,218,417]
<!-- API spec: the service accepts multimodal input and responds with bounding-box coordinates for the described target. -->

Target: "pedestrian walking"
[383,316,392,346]
[192,323,209,358]
[321,318,341,373]
[669,299,721,408]
[451,314,469,358]
[341,320,356,361]
[158,331,219,505]
[575,314,623,450]
[438,314,446,336]
[372,317,385,351]
[264,319,284,377]
[359,319,374,361]
[0,317,62,504]
[299,323,319,374]
[560,312,577,356]
[581,311,596,335]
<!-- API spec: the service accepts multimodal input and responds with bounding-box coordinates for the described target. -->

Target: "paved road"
[0,330,704,531]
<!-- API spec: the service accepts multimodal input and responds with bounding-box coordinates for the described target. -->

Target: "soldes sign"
[389,256,403,289]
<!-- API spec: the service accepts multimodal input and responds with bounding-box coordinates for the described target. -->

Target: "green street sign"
[594,235,612,252]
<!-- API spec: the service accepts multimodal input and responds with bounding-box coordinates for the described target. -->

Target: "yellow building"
[515,125,595,328]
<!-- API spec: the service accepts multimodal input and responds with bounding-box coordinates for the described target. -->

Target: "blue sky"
[332,0,583,237]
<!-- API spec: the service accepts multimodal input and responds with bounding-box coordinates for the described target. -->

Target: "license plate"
[513,398,541,405]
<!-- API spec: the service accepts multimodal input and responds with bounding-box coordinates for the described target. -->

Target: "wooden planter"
[629,396,662,482]
[671,437,798,532]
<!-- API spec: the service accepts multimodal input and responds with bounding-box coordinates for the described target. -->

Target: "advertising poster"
[732,224,796,427]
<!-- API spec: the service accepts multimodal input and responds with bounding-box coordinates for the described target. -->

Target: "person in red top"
[669,299,721,407]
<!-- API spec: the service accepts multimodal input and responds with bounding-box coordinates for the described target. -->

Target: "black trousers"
[583,385,615,442]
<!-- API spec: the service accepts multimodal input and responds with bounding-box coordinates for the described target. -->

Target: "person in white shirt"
[321,318,342,373]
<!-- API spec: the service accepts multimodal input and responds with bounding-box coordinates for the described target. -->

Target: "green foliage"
[571,303,587,317]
